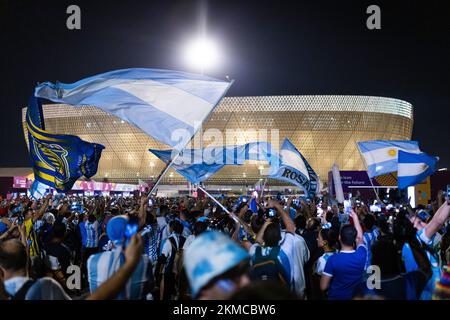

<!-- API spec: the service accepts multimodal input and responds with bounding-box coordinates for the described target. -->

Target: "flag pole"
[355,142,382,203]
[148,79,234,196]
[198,185,255,238]
[260,178,267,199]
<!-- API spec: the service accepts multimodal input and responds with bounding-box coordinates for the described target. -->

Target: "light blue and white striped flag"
[29,180,49,200]
[357,140,421,178]
[149,142,278,184]
[398,150,438,189]
[35,68,232,147]
[269,138,320,199]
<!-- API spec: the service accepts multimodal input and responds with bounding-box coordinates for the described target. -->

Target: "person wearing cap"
[184,231,251,300]
[87,215,154,299]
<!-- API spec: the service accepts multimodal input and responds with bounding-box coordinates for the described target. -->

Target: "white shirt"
[183,234,196,250]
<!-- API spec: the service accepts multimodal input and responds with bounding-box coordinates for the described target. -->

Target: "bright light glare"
[184,37,220,73]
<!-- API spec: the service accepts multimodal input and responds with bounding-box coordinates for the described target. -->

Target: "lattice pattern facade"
[22,95,413,185]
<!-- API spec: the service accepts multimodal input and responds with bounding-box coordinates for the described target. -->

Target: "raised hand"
[124,234,144,267]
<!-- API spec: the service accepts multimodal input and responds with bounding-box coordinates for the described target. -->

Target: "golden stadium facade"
[22,95,413,186]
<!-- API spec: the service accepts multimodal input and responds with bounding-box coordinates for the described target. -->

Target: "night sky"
[1,0,449,168]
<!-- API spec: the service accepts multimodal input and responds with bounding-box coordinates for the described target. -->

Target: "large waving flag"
[268,138,320,199]
[149,142,277,184]
[398,150,438,189]
[35,68,232,147]
[26,95,104,192]
[357,140,421,178]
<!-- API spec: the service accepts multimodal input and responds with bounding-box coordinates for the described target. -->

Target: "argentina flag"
[398,150,438,189]
[34,68,232,148]
[29,180,49,200]
[149,142,277,184]
[269,138,320,199]
[357,140,421,178]
[26,95,104,192]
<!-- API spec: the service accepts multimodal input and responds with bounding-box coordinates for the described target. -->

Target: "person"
[264,200,310,298]
[320,209,367,300]
[353,237,432,300]
[183,220,208,250]
[0,238,70,300]
[23,194,51,258]
[37,212,56,246]
[315,227,337,276]
[301,216,321,299]
[432,264,450,300]
[402,201,450,299]
[362,213,379,269]
[87,215,154,300]
[0,234,147,300]
[309,227,337,300]
[155,219,185,300]
[42,222,72,291]
[337,203,349,225]
[82,213,99,288]
[249,220,290,285]
[184,231,250,300]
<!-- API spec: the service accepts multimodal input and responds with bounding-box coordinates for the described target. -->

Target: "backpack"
[250,246,288,284]
[10,279,37,300]
[167,236,186,277]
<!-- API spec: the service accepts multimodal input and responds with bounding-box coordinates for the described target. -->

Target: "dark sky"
[1,0,449,168]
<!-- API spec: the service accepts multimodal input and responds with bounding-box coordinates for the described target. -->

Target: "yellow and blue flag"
[26,95,104,192]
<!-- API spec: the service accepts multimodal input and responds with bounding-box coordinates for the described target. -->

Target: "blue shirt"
[0,221,8,234]
[79,221,87,247]
[323,244,367,300]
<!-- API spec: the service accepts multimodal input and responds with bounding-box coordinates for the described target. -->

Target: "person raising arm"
[268,199,295,234]
[422,201,450,241]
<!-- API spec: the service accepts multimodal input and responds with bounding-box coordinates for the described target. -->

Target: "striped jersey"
[142,224,159,265]
[85,220,99,248]
[87,247,152,300]
[315,251,335,275]
[24,218,40,257]
[363,228,380,269]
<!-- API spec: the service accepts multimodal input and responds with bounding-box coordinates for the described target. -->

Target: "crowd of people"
[0,188,449,300]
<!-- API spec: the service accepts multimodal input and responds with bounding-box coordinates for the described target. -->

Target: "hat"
[106,215,128,244]
[184,231,250,298]
[433,264,450,300]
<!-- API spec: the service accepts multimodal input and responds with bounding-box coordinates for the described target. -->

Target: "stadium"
[22,95,413,189]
